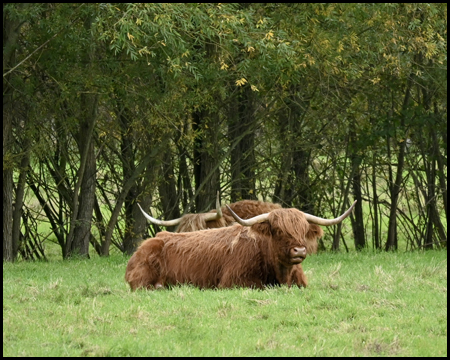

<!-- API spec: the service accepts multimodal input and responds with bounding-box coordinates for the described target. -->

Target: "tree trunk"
[115,105,155,254]
[273,86,312,212]
[118,106,137,250]
[122,163,156,255]
[228,87,257,202]
[158,149,181,231]
[431,114,447,247]
[371,152,380,250]
[3,112,14,261]
[102,145,162,255]
[3,9,23,261]
[385,82,411,251]
[349,126,366,250]
[237,86,257,200]
[193,109,221,212]
[351,165,366,250]
[12,139,31,258]
[331,172,354,252]
[69,93,98,257]
[175,121,194,213]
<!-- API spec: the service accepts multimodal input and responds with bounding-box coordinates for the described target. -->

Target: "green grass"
[3,250,447,357]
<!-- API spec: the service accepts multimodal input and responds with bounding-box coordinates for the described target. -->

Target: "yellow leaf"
[265,31,274,40]
[127,33,134,41]
[251,85,259,92]
[236,78,248,86]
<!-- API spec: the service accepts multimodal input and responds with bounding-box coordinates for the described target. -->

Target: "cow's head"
[226,201,356,266]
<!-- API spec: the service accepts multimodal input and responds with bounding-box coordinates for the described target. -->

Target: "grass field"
[3,250,447,357]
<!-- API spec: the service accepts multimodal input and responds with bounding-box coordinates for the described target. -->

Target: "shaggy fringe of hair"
[267,209,323,254]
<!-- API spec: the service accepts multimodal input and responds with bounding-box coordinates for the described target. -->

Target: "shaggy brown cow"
[138,198,324,254]
[125,200,356,290]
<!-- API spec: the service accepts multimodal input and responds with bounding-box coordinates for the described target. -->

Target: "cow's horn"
[137,203,183,227]
[225,205,269,226]
[303,200,357,226]
[226,200,357,227]
[138,192,222,227]
[201,191,223,222]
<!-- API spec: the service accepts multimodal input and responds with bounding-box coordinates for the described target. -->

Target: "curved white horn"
[303,200,357,226]
[137,203,182,227]
[225,205,269,226]
[201,191,222,222]
[226,200,357,227]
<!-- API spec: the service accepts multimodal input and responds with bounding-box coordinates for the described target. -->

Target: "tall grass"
[3,250,447,356]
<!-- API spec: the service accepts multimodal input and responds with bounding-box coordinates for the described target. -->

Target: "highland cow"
[138,197,324,254]
[125,201,356,290]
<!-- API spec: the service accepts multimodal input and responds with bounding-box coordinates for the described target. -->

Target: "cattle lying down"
[138,196,322,255]
[125,200,356,290]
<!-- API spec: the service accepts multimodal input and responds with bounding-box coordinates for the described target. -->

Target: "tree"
[4,3,446,260]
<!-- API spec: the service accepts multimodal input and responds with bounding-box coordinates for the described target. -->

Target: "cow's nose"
[291,246,307,257]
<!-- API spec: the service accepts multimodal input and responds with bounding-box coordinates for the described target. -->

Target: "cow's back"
[158,225,267,288]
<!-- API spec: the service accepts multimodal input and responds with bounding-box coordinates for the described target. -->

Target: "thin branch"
[3,32,59,78]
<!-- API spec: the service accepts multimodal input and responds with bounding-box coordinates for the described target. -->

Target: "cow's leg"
[153,280,165,290]
[291,265,308,288]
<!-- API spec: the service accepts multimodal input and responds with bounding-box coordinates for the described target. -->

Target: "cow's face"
[268,209,321,266]
[270,226,307,266]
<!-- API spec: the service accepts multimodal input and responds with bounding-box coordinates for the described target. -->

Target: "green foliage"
[3,250,447,356]
[3,3,447,258]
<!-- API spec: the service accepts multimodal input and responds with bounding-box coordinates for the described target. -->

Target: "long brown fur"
[125,208,322,291]
[175,200,281,232]
[175,213,229,232]
[175,200,318,255]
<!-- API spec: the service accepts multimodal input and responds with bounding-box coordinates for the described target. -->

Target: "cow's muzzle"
[290,246,307,264]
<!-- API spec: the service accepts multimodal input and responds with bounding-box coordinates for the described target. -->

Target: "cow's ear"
[306,224,323,241]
